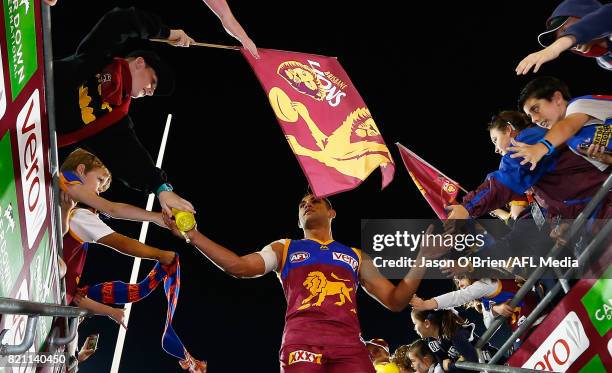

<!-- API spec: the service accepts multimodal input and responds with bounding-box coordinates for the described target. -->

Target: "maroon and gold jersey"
[60,171,87,304]
[480,279,538,330]
[63,228,88,305]
[278,239,363,347]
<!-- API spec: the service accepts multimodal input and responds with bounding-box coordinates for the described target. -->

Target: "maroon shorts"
[280,344,375,373]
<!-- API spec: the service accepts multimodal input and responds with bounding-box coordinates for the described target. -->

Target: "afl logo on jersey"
[290,251,310,263]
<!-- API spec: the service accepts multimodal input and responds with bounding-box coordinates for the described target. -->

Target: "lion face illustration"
[303,271,328,294]
[345,108,381,138]
[355,119,380,138]
[277,61,326,101]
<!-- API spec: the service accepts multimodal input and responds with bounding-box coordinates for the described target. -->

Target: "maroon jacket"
[462,147,610,220]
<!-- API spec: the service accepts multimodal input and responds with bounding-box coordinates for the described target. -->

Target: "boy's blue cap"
[537,0,603,47]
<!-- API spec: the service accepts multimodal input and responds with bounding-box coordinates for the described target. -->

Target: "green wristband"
[156,183,173,197]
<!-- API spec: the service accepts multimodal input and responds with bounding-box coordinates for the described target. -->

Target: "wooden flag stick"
[150,38,241,50]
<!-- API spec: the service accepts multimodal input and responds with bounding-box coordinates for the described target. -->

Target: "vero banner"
[521,312,589,371]
[581,267,612,337]
[508,267,612,372]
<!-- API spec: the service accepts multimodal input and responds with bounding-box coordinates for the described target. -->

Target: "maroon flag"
[242,48,394,197]
[397,143,461,219]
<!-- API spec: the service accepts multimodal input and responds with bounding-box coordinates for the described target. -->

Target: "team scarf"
[79,254,206,372]
[59,170,84,191]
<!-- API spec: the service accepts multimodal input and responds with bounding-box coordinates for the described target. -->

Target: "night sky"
[49,1,610,372]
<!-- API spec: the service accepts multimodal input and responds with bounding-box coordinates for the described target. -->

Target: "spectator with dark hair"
[511,76,612,169]
[411,276,543,348]
[411,310,497,372]
[487,111,532,223]
[54,6,196,216]
[445,81,611,225]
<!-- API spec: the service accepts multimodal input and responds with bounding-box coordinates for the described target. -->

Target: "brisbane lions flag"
[242,48,395,197]
[397,143,461,219]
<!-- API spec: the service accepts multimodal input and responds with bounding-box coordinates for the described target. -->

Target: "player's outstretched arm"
[163,213,282,278]
[359,225,447,312]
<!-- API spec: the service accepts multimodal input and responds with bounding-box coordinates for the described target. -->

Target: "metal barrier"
[454,361,543,373]
[473,173,612,364]
[489,219,612,364]
[49,317,80,347]
[0,0,76,364]
[42,0,67,308]
[0,316,38,355]
[0,297,94,355]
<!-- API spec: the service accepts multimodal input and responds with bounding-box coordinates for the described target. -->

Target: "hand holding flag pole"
[150,37,241,51]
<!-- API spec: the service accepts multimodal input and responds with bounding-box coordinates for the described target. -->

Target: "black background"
[50,1,610,372]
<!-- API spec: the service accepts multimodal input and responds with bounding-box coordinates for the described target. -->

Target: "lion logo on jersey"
[297,271,353,310]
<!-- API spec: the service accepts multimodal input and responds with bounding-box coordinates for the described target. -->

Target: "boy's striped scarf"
[79,254,206,372]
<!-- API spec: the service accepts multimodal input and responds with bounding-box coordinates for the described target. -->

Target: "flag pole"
[109,114,173,373]
[150,38,241,50]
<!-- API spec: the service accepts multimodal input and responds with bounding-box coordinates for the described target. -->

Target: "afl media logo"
[290,252,310,263]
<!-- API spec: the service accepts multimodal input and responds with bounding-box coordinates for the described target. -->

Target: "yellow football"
[268,87,299,123]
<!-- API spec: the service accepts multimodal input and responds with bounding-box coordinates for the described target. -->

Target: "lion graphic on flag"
[277,61,326,101]
[268,87,393,181]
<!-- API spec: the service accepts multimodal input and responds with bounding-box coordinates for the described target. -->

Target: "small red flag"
[397,143,461,219]
[242,48,394,197]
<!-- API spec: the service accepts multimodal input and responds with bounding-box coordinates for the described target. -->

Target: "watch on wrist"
[156,183,173,197]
